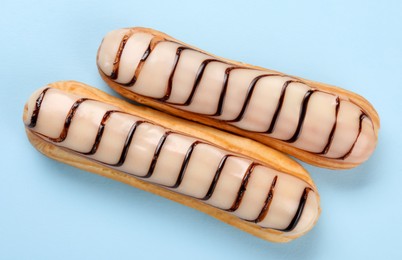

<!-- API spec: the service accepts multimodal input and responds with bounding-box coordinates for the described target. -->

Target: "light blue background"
[1,0,401,259]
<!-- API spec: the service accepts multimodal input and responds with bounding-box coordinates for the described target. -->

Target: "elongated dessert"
[97,27,380,169]
[23,81,320,242]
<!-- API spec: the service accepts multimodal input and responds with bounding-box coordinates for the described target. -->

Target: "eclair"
[23,81,320,242]
[97,27,380,169]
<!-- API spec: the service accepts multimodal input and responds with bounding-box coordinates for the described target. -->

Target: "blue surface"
[1,0,401,259]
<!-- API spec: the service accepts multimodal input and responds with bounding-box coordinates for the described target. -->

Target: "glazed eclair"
[97,27,380,169]
[23,81,320,242]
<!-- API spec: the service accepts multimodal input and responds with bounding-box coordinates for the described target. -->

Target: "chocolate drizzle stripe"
[122,39,155,87]
[227,74,279,123]
[277,187,312,232]
[159,46,191,101]
[318,97,340,155]
[168,141,201,189]
[182,59,219,106]
[47,98,90,143]
[111,120,145,167]
[265,80,296,134]
[338,112,367,160]
[227,163,257,212]
[201,155,232,201]
[82,110,117,155]
[143,131,172,178]
[285,89,316,143]
[254,175,278,223]
[28,87,50,128]
[110,35,130,80]
[212,67,242,116]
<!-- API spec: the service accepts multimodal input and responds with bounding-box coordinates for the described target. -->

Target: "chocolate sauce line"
[226,74,279,123]
[82,110,116,155]
[122,40,153,87]
[143,131,172,178]
[110,35,130,80]
[159,46,191,101]
[201,155,232,201]
[168,141,201,189]
[265,80,296,134]
[227,163,257,212]
[254,175,278,223]
[28,89,315,232]
[47,98,90,143]
[28,87,50,128]
[184,59,220,105]
[285,90,316,143]
[112,120,145,167]
[277,187,312,232]
[318,97,340,155]
[212,67,242,116]
[338,112,367,160]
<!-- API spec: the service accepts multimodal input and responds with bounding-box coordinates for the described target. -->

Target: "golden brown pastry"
[23,81,320,243]
[97,27,380,169]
